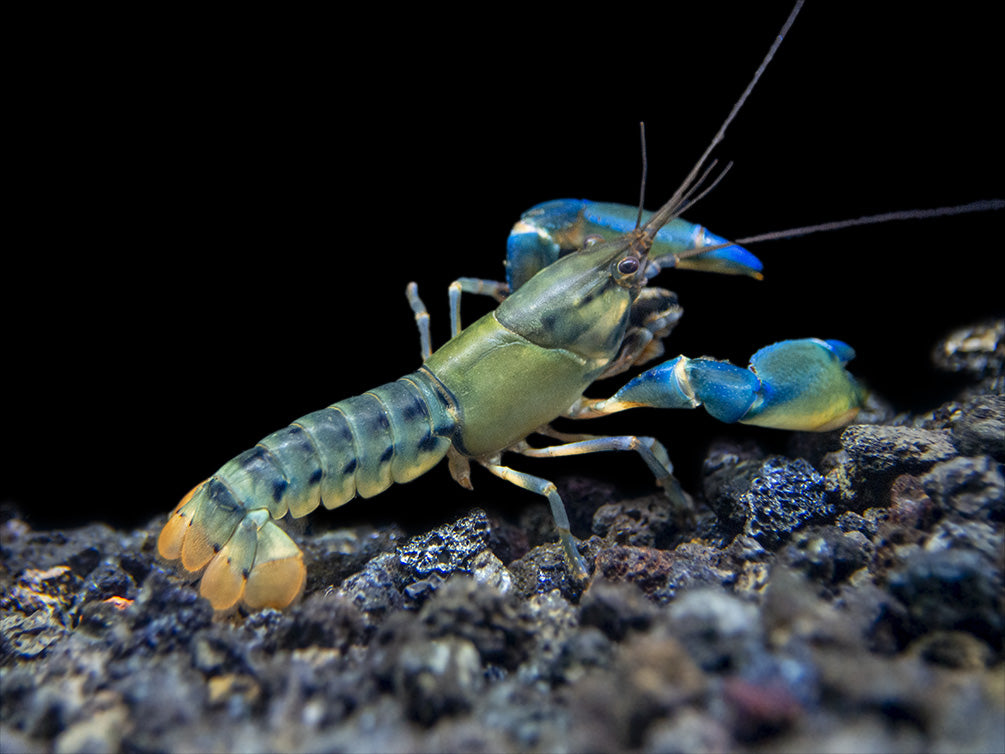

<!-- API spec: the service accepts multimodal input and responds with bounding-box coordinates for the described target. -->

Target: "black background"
[6,5,1002,531]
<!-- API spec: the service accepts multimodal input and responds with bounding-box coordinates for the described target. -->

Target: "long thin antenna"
[733,200,1005,245]
[668,199,1005,263]
[635,122,648,230]
[641,0,804,237]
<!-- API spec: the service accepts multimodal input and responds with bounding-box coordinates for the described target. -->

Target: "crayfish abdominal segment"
[158,372,456,610]
[160,1,864,611]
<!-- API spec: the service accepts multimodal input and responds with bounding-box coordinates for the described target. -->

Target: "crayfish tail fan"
[157,480,306,610]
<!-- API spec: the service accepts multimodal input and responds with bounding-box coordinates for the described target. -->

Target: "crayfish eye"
[617,257,639,275]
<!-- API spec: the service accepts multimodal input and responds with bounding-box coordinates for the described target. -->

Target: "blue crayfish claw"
[600,338,864,432]
[506,199,762,291]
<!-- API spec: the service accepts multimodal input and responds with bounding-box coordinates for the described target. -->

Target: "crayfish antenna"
[635,121,648,231]
[642,0,804,240]
[667,198,1005,268]
[731,200,1005,246]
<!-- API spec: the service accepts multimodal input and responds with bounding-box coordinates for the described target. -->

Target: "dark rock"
[781,525,873,585]
[123,567,211,647]
[0,523,129,580]
[333,552,405,627]
[302,523,403,596]
[398,576,535,670]
[923,518,1002,564]
[393,636,483,725]
[665,589,762,674]
[516,588,580,683]
[79,559,137,605]
[887,548,1003,648]
[65,546,102,577]
[508,541,585,600]
[644,709,734,754]
[840,425,956,474]
[578,578,656,640]
[485,514,530,565]
[761,566,863,651]
[592,494,677,549]
[907,630,994,670]
[1,565,80,629]
[397,509,490,579]
[738,457,834,548]
[723,676,803,742]
[835,509,880,537]
[117,658,208,748]
[701,441,765,541]
[830,425,958,509]
[565,626,708,750]
[0,609,72,661]
[552,626,614,681]
[950,395,1005,460]
[269,591,368,651]
[594,543,732,603]
[921,455,1004,519]
[931,318,1005,395]
[886,474,941,531]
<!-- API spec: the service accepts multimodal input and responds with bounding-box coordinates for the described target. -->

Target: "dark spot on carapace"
[379,446,394,463]
[240,446,270,469]
[578,286,601,307]
[373,411,391,433]
[272,479,288,502]
[343,458,357,475]
[242,568,250,579]
[433,418,455,436]
[206,478,242,512]
[399,393,428,422]
[316,408,355,442]
[309,468,323,485]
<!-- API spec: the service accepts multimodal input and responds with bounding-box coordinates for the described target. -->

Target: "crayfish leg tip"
[569,564,591,585]
[243,556,306,610]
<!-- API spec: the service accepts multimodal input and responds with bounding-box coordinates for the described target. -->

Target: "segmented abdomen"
[157,370,456,610]
[222,370,455,517]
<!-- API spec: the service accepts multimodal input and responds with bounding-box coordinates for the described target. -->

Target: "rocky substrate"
[2,321,1003,754]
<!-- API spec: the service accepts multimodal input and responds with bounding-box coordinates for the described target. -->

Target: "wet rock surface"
[3,322,1003,753]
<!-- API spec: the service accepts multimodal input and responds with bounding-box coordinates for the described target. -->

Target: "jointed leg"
[408,278,509,361]
[406,282,432,361]
[449,277,509,337]
[514,434,692,525]
[479,461,590,581]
